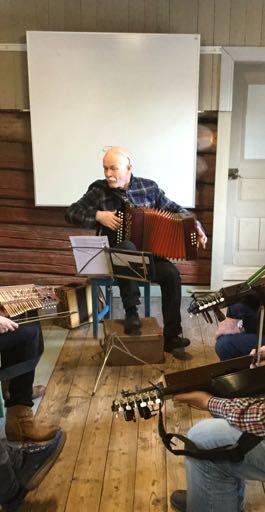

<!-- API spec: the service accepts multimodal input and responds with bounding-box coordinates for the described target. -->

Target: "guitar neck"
[112,355,253,422]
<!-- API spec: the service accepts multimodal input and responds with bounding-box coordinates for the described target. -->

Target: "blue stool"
[90,277,151,338]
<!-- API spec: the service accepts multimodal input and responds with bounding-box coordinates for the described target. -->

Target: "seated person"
[215,294,265,360]
[170,346,265,512]
[66,146,207,357]
[0,315,59,443]
[0,428,65,511]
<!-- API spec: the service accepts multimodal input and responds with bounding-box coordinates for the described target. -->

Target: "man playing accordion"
[66,146,207,357]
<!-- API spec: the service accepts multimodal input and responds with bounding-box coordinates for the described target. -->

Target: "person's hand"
[0,316,18,334]
[216,317,242,337]
[172,391,213,410]
[196,222,207,249]
[95,210,122,230]
[250,345,265,367]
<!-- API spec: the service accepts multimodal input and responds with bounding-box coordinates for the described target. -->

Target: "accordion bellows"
[117,206,197,260]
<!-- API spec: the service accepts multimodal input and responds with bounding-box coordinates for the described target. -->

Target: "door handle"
[228,168,241,180]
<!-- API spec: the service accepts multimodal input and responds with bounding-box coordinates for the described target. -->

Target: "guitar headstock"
[111,382,164,422]
[188,290,225,319]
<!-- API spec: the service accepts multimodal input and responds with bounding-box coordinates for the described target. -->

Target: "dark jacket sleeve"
[65,186,101,229]
[154,183,190,215]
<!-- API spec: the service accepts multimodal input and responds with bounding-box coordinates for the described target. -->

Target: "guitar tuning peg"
[123,402,135,422]
[139,399,152,420]
[111,400,120,413]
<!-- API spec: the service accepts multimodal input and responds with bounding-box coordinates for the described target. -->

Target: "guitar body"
[211,364,265,398]
[164,355,254,397]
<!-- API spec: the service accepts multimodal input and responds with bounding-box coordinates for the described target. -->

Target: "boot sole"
[6,432,59,443]
[25,430,66,490]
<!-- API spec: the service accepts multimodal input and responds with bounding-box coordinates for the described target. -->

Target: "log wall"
[0,110,216,286]
[0,110,90,285]
[1,1,264,111]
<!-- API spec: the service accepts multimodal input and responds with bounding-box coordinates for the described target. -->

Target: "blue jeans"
[185,419,265,512]
[215,302,265,360]
[0,440,21,504]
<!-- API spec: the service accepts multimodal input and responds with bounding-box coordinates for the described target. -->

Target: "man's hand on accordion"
[95,210,122,231]
[196,221,207,249]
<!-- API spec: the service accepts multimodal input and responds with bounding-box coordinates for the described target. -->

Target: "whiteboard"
[27,31,200,207]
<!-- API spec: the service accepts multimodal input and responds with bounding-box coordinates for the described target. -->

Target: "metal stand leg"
[91,332,151,396]
[92,336,114,395]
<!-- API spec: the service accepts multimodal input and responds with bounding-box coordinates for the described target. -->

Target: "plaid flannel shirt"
[66,175,191,230]
[208,396,265,436]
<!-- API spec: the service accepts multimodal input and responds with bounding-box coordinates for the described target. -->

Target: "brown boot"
[5,405,59,443]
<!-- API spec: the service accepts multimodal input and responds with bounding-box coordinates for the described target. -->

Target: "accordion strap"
[158,406,262,462]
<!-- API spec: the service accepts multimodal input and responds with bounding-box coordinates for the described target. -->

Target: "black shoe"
[2,429,66,511]
[124,312,142,335]
[170,490,187,511]
[164,336,190,352]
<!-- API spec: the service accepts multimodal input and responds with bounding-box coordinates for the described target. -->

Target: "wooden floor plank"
[97,365,141,512]
[134,415,167,512]
[66,357,120,512]
[18,297,265,511]
[66,396,117,512]
[21,396,91,512]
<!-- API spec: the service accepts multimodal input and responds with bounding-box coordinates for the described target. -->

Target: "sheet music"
[108,248,154,281]
[69,236,111,275]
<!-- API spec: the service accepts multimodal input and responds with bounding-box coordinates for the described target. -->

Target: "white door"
[224,62,265,282]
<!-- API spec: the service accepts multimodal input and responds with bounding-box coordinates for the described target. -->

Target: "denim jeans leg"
[0,440,20,505]
[184,419,265,512]
[215,333,265,360]
[227,303,258,333]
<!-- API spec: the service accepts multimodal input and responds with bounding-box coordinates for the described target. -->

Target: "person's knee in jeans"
[227,303,258,333]
[215,334,239,360]
[187,418,241,449]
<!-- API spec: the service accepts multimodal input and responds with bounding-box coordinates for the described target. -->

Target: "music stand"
[69,236,155,394]
[69,235,155,281]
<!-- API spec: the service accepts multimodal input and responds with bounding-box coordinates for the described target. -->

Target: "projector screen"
[27,31,200,207]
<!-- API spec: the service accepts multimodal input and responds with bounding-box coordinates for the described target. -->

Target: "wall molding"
[0,43,27,51]
[0,43,222,54]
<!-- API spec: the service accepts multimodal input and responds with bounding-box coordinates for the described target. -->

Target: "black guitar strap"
[158,406,262,462]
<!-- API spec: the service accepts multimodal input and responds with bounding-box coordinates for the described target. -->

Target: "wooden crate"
[103,316,164,366]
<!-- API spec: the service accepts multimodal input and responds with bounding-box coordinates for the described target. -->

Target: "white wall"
[27,31,200,207]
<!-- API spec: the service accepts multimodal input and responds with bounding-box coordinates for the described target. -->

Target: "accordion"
[115,206,197,260]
